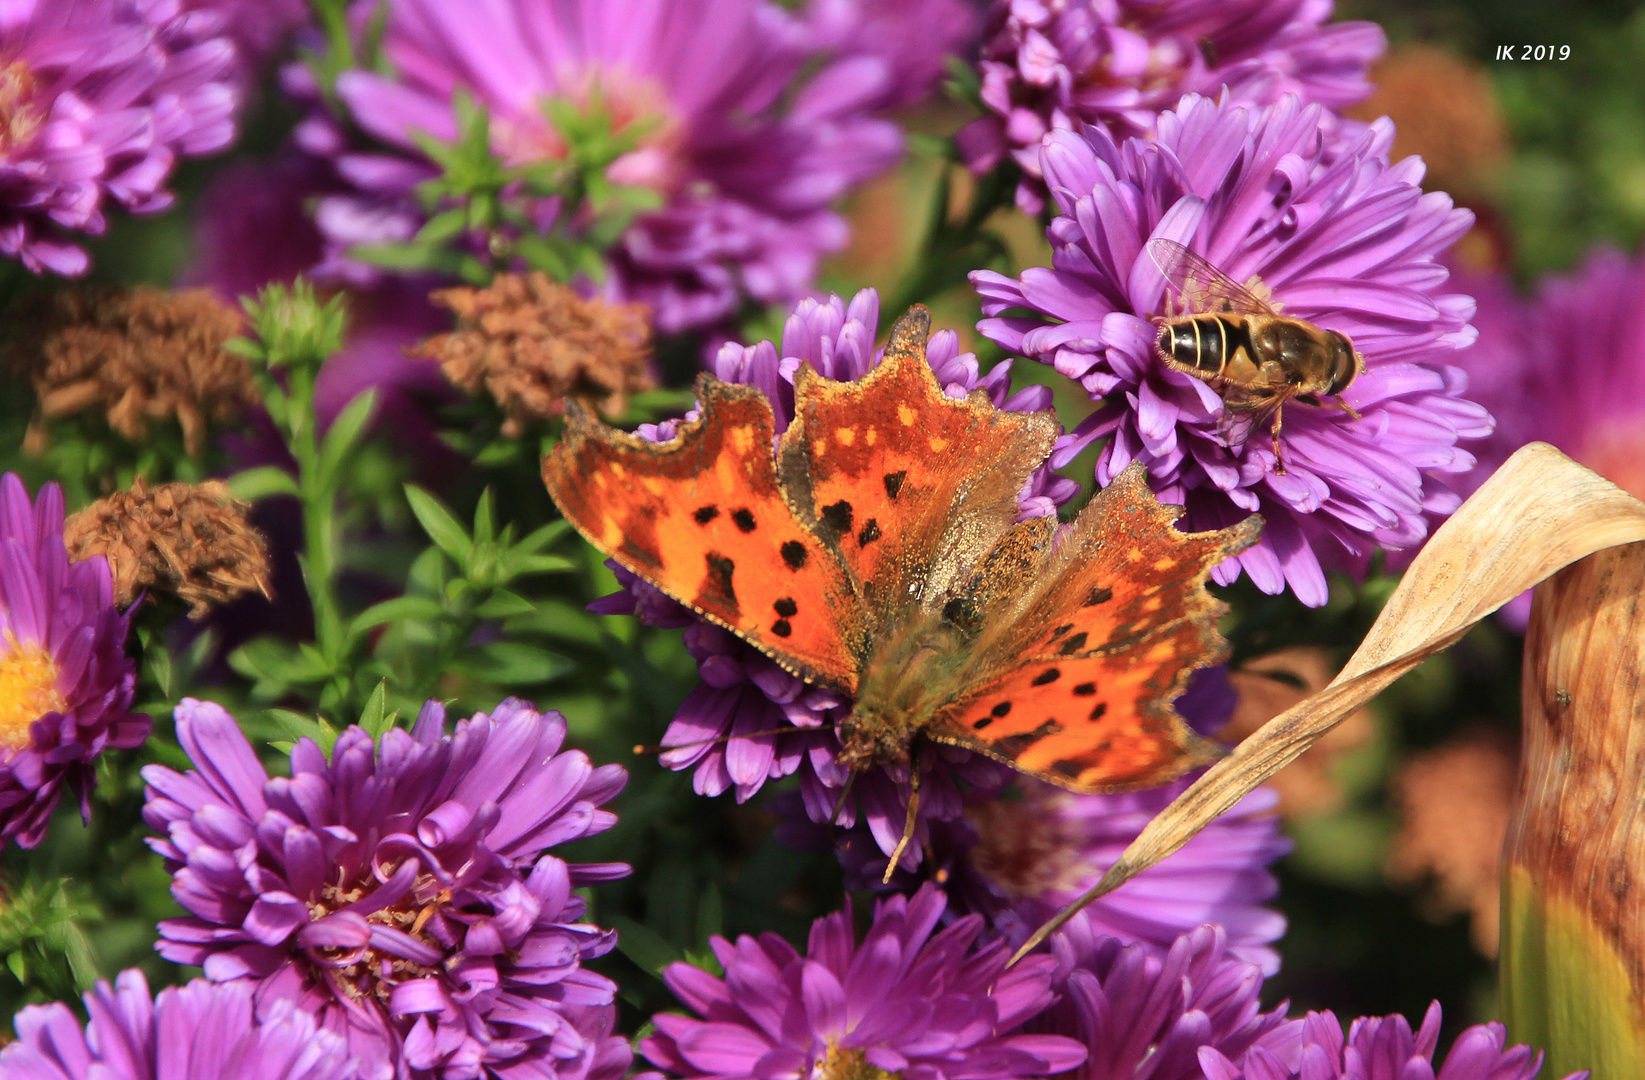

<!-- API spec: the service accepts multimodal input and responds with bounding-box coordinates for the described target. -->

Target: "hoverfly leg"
[1337,398,1363,422]
[1270,403,1287,476]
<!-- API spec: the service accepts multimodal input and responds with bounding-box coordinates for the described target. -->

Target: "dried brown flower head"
[1386,728,1517,957]
[1345,45,1508,202]
[64,479,271,618]
[1221,648,1376,818]
[5,287,252,456]
[416,273,654,437]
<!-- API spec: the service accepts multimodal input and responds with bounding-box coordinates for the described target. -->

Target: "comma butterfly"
[543,307,1261,862]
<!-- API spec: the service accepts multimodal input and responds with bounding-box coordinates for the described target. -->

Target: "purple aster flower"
[957,0,1385,213]
[289,0,942,334]
[639,884,1089,1080]
[183,0,309,65]
[142,696,632,1080]
[0,473,147,849]
[803,0,981,112]
[1037,923,1288,1080]
[1199,1003,1586,1080]
[0,0,240,275]
[0,969,360,1080]
[788,772,1290,975]
[599,288,1078,867]
[974,94,1491,606]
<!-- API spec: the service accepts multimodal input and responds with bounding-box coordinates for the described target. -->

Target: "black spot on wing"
[1057,631,1090,655]
[1031,668,1061,686]
[781,541,808,569]
[820,500,854,537]
[884,471,906,499]
[991,701,1012,717]
[995,720,1065,756]
[772,619,792,637]
[693,505,719,525]
[1087,702,1107,721]
[773,597,798,617]
[1051,624,1073,638]
[731,508,757,533]
[972,716,993,730]
[700,553,738,612]
[1085,586,1113,606]
[856,519,881,547]
[1073,682,1096,696]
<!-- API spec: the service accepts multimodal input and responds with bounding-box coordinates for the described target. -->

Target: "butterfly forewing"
[780,309,1057,620]
[543,380,865,693]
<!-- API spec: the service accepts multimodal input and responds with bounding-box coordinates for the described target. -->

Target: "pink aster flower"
[974,94,1491,605]
[0,473,147,849]
[0,0,240,275]
[792,773,1289,975]
[598,288,1079,868]
[1040,923,1288,1080]
[0,969,360,1080]
[1453,247,1645,506]
[639,884,1089,1080]
[290,0,956,334]
[142,697,631,1080]
[1200,1003,1586,1080]
[957,0,1385,213]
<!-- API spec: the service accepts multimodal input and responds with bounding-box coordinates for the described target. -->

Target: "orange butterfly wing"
[781,309,1057,616]
[929,465,1262,791]
[543,378,863,693]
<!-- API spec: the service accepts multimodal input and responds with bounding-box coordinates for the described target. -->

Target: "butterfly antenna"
[882,759,923,885]
[828,771,858,827]
[633,725,833,756]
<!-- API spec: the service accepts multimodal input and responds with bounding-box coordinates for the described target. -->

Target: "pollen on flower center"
[964,794,1086,901]
[306,874,448,1005]
[0,638,64,749]
[818,1045,901,1080]
[0,62,43,153]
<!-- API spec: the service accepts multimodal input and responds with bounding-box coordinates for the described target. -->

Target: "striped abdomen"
[1156,316,1252,378]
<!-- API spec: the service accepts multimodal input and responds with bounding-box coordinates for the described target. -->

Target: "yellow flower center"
[0,62,43,153]
[818,1046,901,1080]
[0,636,64,749]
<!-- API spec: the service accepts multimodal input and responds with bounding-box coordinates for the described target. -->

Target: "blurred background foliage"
[0,0,1636,1052]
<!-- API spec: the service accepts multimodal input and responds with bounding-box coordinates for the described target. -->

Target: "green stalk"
[1502,541,1645,1077]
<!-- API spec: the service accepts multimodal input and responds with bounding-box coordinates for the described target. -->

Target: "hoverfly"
[1147,238,1364,473]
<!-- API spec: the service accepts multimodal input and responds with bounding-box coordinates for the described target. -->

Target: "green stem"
[284,366,348,705]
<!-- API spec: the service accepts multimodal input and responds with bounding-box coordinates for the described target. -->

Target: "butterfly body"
[544,307,1261,794]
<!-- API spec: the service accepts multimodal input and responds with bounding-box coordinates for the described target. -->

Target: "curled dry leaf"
[1012,441,1645,963]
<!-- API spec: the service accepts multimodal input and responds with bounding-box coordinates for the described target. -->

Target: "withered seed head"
[5,287,253,456]
[64,479,272,618]
[415,273,654,437]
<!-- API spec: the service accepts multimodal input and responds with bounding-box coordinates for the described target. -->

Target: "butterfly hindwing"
[928,465,1262,791]
[543,378,864,692]
[780,309,1057,620]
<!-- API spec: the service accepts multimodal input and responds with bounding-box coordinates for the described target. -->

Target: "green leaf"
[267,708,340,757]
[473,488,496,547]
[456,641,571,685]
[350,594,448,639]
[357,680,399,738]
[608,915,682,977]
[694,882,722,953]
[416,207,469,244]
[318,389,379,487]
[405,485,473,565]
[473,589,536,618]
[225,465,300,500]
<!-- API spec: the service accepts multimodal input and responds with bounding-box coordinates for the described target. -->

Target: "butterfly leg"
[829,770,859,827]
[882,755,923,885]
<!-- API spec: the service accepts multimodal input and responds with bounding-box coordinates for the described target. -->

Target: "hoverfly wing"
[1146,239,1278,317]
[1214,387,1288,449]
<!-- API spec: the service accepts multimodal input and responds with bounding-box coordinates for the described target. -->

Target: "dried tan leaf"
[1012,442,1645,963]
